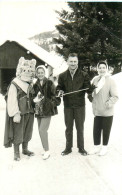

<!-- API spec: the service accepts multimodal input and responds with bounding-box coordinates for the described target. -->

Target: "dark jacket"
[33,78,61,117]
[56,69,90,108]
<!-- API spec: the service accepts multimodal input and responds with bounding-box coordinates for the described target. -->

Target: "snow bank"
[0,94,6,110]
[112,72,122,96]
[0,73,122,195]
[112,72,122,110]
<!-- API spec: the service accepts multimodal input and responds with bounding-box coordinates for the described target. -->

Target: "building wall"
[0,40,45,94]
[0,41,44,69]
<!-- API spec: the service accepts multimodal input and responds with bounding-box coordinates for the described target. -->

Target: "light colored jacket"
[92,75,118,116]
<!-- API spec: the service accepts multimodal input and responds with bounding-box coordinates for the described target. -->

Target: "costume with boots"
[4,57,36,161]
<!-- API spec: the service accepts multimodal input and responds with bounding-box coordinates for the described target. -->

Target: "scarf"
[95,76,106,94]
[92,63,110,94]
[13,77,29,94]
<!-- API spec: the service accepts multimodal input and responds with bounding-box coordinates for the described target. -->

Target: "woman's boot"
[88,145,101,155]
[99,145,108,156]
[22,142,34,156]
[42,151,50,160]
[14,144,20,161]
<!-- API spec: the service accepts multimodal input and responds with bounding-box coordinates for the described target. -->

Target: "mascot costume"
[4,57,36,161]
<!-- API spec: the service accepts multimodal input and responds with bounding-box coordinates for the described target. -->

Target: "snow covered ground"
[0,73,122,195]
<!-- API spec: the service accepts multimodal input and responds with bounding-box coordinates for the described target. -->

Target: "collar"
[69,67,78,78]
[36,77,48,87]
[13,77,29,94]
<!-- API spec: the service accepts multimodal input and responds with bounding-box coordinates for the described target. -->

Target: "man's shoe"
[61,149,72,156]
[79,148,87,156]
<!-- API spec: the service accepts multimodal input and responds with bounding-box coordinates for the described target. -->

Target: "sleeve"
[105,79,119,108]
[86,75,97,102]
[7,83,20,117]
[82,72,91,94]
[33,84,39,96]
[51,81,61,106]
[51,81,56,96]
[56,74,64,93]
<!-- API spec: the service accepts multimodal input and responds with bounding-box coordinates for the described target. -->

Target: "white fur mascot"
[4,57,36,161]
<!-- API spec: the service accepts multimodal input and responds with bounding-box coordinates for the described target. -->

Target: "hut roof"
[0,36,59,69]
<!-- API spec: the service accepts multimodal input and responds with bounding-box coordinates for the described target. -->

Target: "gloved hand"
[87,94,93,103]
[57,90,64,97]
[88,84,97,94]
[13,113,21,123]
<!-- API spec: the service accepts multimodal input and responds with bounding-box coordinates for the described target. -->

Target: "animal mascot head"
[16,57,36,83]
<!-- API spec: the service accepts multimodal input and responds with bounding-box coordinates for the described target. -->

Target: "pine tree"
[54,2,122,71]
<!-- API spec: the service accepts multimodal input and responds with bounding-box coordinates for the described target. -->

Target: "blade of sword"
[63,88,89,96]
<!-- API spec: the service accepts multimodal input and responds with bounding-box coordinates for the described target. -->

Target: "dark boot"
[61,148,72,156]
[78,148,87,156]
[14,144,20,161]
[22,142,34,156]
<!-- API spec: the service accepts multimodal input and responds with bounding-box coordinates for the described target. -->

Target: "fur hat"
[16,57,36,82]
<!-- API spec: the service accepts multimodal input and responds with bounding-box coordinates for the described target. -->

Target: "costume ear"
[18,57,25,65]
[16,57,25,77]
[31,59,36,66]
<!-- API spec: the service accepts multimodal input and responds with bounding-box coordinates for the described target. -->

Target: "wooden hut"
[0,37,57,94]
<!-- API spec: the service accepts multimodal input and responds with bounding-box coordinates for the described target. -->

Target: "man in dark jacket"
[57,53,91,156]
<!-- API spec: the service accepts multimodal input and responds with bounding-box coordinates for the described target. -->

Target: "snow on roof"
[0,35,63,69]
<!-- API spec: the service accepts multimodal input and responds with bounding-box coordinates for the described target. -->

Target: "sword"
[57,88,89,97]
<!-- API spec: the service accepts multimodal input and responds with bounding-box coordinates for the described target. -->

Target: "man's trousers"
[64,106,85,150]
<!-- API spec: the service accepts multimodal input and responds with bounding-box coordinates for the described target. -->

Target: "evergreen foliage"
[54,2,122,71]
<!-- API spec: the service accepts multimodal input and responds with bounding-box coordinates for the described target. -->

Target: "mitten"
[13,113,21,123]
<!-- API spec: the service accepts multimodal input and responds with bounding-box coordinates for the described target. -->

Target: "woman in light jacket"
[33,65,60,160]
[89,61,118,156]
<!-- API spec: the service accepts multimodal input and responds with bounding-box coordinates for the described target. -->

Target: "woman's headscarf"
[36,65,48,77]
[92,61,110,94]
[97,61,109,76]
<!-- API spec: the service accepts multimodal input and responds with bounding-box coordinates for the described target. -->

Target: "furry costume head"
[16,57,36,82]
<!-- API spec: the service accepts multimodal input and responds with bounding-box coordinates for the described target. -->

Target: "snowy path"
[0,81,122,195]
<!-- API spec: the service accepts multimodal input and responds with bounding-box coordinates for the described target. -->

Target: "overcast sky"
[0,1,69,39]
